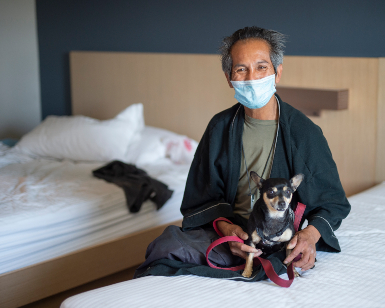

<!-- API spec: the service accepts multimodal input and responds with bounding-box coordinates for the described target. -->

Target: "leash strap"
[205,202,306,287]
[293,202,306,232]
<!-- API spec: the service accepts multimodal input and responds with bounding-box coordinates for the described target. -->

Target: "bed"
[0,104,197,308]
[1,51,384,308]
[60,180,385,307]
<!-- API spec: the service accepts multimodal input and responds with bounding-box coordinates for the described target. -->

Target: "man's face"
[226,39,282,86]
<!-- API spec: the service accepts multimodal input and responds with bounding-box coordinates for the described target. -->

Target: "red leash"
[206,202,306,287]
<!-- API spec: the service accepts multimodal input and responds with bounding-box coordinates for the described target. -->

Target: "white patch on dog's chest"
[271,228,293,242]
[267,210,285,219]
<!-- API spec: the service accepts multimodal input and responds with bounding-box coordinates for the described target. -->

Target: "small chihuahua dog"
[242,171,304,278]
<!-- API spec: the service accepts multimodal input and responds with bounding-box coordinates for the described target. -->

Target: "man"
[135,26,350,280]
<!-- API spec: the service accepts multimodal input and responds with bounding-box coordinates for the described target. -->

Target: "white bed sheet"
[61,182,385,308]
[0,147,187,274]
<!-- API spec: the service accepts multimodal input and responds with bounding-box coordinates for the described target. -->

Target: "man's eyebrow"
[257,60,269,64]
[233,64,246,68]
[233,60,270,68]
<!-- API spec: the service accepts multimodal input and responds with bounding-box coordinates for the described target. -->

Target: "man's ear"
[225,73,233,88]
[275,64,283,84]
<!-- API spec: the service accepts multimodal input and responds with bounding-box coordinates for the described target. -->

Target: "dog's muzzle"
[277,201,287,211]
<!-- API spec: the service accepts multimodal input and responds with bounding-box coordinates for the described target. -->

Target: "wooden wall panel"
[279,56,379,196]
[70,51,235,142]
[376,58,385,184]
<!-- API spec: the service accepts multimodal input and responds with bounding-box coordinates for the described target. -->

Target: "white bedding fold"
[0,151,187,274]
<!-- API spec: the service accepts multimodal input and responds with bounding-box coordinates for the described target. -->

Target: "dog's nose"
[278,201,286,207]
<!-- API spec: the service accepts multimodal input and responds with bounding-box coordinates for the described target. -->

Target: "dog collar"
[256,209,294,244]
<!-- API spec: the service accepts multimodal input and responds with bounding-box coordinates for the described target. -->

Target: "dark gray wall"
[36,0,385,118]
[0,0,41,139]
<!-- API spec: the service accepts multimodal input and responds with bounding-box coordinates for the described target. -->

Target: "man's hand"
[284,225,321,271]
[216,221,262,260]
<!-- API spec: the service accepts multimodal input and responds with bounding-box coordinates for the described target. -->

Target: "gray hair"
[220,26,286,77]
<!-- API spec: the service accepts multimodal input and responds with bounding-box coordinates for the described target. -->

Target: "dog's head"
[250,171,304,213]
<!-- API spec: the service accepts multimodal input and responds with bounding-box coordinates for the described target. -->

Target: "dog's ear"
[250,171,264,188]
[290,174,304,192]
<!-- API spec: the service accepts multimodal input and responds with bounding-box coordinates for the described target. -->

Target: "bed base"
[0,220,182,308]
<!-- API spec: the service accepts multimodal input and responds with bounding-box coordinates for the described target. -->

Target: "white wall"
[0,0,41,139]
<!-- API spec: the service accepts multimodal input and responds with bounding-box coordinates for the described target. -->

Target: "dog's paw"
[242,270,252,278]
[294,269,301,278]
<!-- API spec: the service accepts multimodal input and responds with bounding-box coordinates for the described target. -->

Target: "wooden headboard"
[70,52,385,196]
[70,52,235,142]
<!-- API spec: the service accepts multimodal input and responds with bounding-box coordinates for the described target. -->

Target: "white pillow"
[163,134,198,164]
[123,127,167,166]
[123,126,198,165]
[14,103,144,162]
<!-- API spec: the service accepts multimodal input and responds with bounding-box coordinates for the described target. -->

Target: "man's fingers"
[233,228,248,241]
[217,222,248,241]
[291,245,316,270]
[293,251,309,268]
[286,235,297,250]
[229,242,261,260]
[240,243,260,254]
[298,253,316,271]
[229,242,259,254]
[284,242,302,264]
[217,221,263,259]
[229,242,247,259]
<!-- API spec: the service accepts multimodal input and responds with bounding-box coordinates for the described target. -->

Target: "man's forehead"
[232,38,270,51]
[230,39,272,64]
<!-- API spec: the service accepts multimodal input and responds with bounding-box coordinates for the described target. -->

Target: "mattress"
[0,147,187,275]
[61,182,385,308]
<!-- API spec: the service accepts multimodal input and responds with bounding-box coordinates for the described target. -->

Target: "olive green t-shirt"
[234,114,278,219]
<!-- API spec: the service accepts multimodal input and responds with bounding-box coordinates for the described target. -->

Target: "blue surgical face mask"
[230,74,276,109]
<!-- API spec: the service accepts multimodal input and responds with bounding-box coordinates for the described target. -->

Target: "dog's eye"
[267,189,275,197]
[285,190,292,197]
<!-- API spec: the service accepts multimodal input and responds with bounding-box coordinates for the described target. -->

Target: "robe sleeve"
[290,115,351,252]
[180,116,234,230]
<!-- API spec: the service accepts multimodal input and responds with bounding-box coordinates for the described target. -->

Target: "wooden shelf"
[276,86,349,116]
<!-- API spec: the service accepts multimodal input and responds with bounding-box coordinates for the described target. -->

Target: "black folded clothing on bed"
[93,161,173,213]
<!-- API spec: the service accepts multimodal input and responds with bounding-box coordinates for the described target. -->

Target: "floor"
[20,266,137,308]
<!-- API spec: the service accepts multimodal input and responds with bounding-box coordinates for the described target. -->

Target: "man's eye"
[258,66,267,70]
